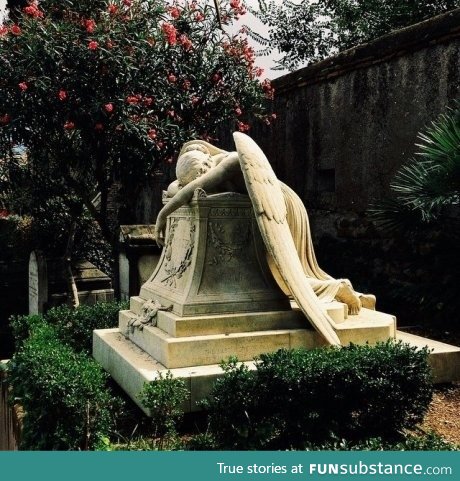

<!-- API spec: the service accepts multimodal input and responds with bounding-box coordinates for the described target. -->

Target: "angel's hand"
[154,214,166,247]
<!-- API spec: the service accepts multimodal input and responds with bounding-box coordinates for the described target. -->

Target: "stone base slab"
[122,303,306,337]
[93,328,460,415]
[120,315,322,369]
[119,305,396,369]
[397,331,460,384]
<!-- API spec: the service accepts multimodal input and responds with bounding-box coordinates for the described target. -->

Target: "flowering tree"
[0,0,273,250]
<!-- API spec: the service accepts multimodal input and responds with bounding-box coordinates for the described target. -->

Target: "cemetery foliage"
[0,0,273,261]
[249,0,460,70]
[8,301,127,450]
[203,343,433,450]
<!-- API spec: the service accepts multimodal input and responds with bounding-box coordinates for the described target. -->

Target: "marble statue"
[155,133,376,345]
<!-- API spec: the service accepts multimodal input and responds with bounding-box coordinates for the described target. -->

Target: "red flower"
[147,129,157,139]
[161,22,177,45]
[182,79,191,91]
[126,95,139,104]
[234,107,242,116]
[94,123,104,131]
[143,97,154,107]
[123,0,132,6]
[254,67,264,77]
[88,40,99,50]
[262,79,274,99]
[191,96,200,105]
[10,25,21,35]
[194,12,204,22]
[168,7,180,19]
[0,26,8,37]
[106,39,114,49]
[0,209,9,218]
[0,114,11,126]
[178,34,193,51]
[104,103,114,113]
[230,0,246,15]
[58,90,67,101]
[64,121,75,130]
[108,4,118,14]
[167,110,175,118]
[85,19,96,33]
[18,82,28,91]
[167,73,177,83]
[237,121,250,132]
[24,4,44,18]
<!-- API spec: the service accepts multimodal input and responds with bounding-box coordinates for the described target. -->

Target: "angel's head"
[176,144,216,186]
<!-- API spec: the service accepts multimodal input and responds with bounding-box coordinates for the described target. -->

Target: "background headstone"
[28,251,48,314]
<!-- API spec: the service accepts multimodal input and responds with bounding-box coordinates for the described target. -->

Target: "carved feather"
[233,132,341,346]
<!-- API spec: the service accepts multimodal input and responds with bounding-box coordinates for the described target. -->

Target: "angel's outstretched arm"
[155,152,240,245]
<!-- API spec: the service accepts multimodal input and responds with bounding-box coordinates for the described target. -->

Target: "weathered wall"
[252,8,460,241]
[248,9,460,321]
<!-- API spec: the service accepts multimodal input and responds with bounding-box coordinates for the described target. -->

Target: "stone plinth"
[139,191,291,316]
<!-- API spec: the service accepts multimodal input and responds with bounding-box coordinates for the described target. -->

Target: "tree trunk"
[65,220,79,308]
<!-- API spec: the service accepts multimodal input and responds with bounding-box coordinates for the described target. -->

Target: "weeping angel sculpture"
[155,133,375,345]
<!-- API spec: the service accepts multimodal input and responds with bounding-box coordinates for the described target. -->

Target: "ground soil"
[421,383,460,447]
[400,325,460,447]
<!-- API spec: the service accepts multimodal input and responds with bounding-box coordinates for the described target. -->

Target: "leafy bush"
[205,342,433,450]
[8,323,115,450]
[305,432,457,451]
[10,300,127,353]
[140,371,189,449]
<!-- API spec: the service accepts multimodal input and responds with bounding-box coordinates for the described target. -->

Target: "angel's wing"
[233,132,341,346]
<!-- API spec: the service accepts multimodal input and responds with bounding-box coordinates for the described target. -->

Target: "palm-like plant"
[372,104,460,232]
[370,104,460,324]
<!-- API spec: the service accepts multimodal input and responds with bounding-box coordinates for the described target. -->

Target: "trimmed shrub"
[10,300,127,353]
[206,341,433,450]
[9,323,114,450]
[140,371,189,449]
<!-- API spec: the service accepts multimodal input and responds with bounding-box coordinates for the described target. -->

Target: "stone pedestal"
[93,191,460,415]
[139,191,291,316]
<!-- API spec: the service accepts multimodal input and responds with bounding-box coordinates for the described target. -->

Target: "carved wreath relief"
[160,218,196,287]
[207,220,250,266]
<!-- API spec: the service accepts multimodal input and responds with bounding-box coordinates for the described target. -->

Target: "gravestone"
[118,225,162,301]
[28,254,114,312]
[28,251,48,315]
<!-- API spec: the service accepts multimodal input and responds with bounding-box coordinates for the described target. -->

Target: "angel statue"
[155,133,376,345]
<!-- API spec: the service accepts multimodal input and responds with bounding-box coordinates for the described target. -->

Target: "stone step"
[397,331,460,384]
[94,328,256,414]
[120,305,396,360]
[291,301,396,344]
[121,308,306,337]
[332,308,396,344]
[120,312,323,368]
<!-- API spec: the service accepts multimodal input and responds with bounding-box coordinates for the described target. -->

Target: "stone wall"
[251,8,460,241]
[248,9,460,322]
